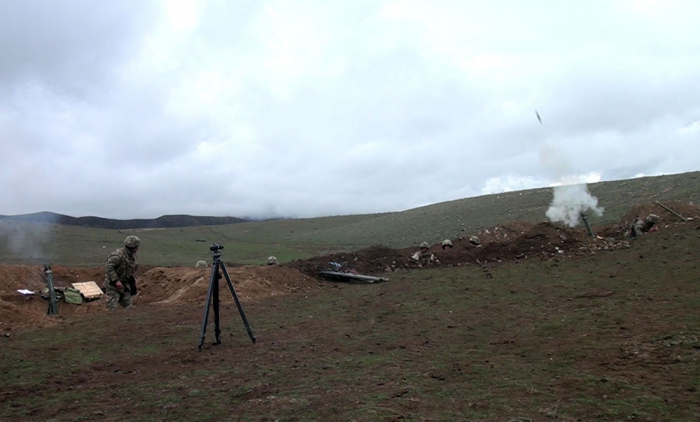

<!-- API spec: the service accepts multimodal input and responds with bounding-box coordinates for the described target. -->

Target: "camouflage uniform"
[104,236,139,310]
[411,242,430,260]
[411,242,438,265]
[629,214,659,238]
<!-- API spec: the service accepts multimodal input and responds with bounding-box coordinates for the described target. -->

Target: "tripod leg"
[220,263,256,344]
[213,267,221,345]
[198,261,218,351]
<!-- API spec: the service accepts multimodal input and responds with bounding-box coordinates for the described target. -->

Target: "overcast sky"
[1,0,698,219]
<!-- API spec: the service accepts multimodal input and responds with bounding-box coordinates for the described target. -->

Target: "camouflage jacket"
[411,250,437,263]
[105,247,138,284]
[630,219,654,237]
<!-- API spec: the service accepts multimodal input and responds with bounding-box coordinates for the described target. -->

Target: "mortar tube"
[580,213,596,238]
[44,265,58,315]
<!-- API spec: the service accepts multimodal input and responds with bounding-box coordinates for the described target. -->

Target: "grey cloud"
[0,1,158,96]
[1,1,699,219]
[546,65,700,136]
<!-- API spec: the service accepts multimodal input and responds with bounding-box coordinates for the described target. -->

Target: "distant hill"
[0,212,248,229]
[1,171,699,267]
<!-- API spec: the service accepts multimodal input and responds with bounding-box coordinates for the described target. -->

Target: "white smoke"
[546,182,604,227]
[0,220,55,261]
[540,145,604,227]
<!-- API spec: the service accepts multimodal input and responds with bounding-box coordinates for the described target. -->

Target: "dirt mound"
[285,245,406,277]
[473,221,596,263]
[0,294,104,331]
[137,265,320,304]
[0,263,319,332]
[0,265,111,331]
[0,295,57,330]
[472,221,537,244]
[286,203,700,279]
[601,200,700,237]
[0,265,98,294]
[286,201,700,278]
[0,264,145,295]
[286,221,607,277]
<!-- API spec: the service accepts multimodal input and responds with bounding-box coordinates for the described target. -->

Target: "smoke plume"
[0,220,55,262]
[540,145,604,227]
[546,182,604,227]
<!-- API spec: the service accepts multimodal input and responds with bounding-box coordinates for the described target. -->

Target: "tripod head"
[209,242,224,260]
[209,242,224,252]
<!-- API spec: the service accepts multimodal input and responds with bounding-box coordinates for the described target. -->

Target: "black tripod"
[198,243,256,351]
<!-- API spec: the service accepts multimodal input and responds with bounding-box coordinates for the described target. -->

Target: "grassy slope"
[1,225,698,421]
[0,171,698,266]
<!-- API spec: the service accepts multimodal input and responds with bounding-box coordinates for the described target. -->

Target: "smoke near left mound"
[0,220,56,261]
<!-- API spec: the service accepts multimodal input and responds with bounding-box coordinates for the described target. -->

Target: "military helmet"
[441,239,453,247]
[645,214,659,224]
[419,241,430,249]
[267,256,278,265]
[124,235,141,248]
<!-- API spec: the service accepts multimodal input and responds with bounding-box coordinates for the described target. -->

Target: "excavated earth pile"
[285,201,700,278]
[136,265,322,304]
[0,265,108,330]
[287,221,620,276]
[601,200,699,237]
[0,264,321,332]
[2,201,699,332]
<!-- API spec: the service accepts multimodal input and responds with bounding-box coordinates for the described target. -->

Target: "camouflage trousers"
[104,282,132,310]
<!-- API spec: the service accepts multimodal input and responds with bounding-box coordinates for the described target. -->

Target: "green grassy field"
[1,171,698,267]
[1,224,698,421]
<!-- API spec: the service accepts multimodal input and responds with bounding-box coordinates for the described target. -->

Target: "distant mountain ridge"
[0,211,248,229]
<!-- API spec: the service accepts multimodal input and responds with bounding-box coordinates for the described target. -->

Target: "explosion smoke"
[539,142,604,227]
[546,183,603,227]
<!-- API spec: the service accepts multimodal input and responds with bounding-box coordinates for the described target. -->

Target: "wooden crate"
[72,281,104,300]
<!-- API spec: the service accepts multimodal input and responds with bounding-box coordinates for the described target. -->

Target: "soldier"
[411,241,438,265]
[267,256,278,265]
[441,239,453,250]
[411,242,430,260]
[104,235,140,310]
[629,214,659,237]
